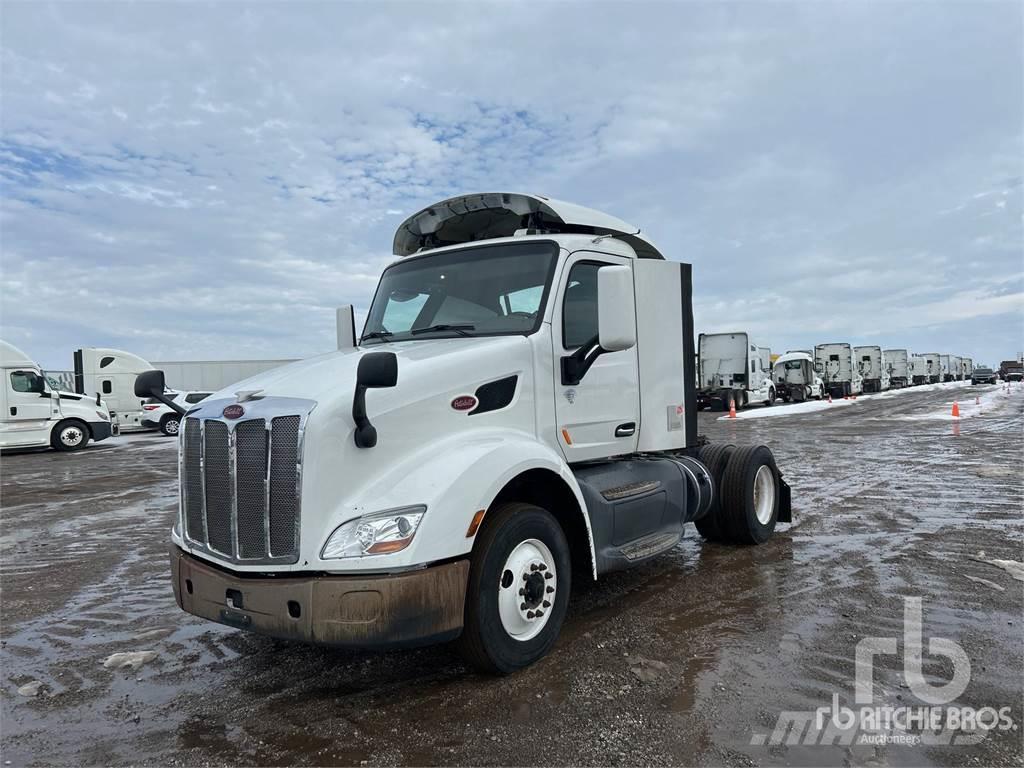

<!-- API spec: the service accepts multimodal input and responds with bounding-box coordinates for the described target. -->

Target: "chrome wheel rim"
[498,538,556,642]
[753,464,776,525]
[165,418,180,435]
[60,426,84,447]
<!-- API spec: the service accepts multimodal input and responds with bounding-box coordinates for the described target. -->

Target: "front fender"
[314,429,592,573]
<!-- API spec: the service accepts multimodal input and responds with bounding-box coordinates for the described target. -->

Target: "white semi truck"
[912,353,942,385]
[73,347,155,432]
[962,357,974,379]
[814,343,863,398]
[771,351,825,402]
[1,340,115,451]
[854,345,890,393]
[883,349,910,388]
[696,332,775,410]
[137,192,792,674]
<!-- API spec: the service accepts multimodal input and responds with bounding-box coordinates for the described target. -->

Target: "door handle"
[9,407,16,416]
[614,422,636,437]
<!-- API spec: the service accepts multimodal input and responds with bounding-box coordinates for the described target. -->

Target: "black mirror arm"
[154,392,187,416]
[352,384,377,448]
[561,334,607,386]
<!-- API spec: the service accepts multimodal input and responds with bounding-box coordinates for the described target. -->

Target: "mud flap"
[777,475,792,523]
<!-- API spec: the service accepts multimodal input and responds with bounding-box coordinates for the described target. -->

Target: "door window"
[102,380,112,394]
[562,262,602,349]
[10,371,44,393]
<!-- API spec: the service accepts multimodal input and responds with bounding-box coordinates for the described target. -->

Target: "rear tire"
[720,445,779,544]
[51,419,89,452]
[456,502,571,674]
[694,443,736,542]
[160,413,181,436]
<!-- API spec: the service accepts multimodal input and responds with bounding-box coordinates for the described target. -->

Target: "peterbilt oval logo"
[222,404,245,419]
[451,395,477,412]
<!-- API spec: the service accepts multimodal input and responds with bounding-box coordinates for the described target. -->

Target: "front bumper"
[90,421,114,442]
[170,547,470,649]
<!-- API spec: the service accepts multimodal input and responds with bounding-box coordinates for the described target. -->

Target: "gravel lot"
[2,381,1022,766]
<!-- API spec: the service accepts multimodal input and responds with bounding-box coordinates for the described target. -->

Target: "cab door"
[3,369,56,446]
[552,253,640,462]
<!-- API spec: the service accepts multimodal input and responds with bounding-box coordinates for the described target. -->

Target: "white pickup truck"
[138,193,792,673]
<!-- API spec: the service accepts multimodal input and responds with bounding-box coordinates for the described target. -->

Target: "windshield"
[362,241,558,344]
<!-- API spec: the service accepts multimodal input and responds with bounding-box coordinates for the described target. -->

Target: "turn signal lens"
[321,506,426,559]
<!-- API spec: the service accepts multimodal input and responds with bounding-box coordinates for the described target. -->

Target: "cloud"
[0,2,1021,370]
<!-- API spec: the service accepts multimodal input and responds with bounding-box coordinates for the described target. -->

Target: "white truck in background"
[962,357,974,379]
[74,347,155,432]
[1,341,115,451]
[854,346,890,393]
[771,351,825,402]
[696,332,775,410]
[938,354,959,383]
[912,353,942,385]
[884,349,910,388]
[137,192,793,674]
[814,343,863,398]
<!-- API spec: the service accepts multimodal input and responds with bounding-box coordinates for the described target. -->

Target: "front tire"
[765,388,775,407]
[457,502,571,674]
[160,413,181,436]
[51,419,89,452]
[720,445,779,544]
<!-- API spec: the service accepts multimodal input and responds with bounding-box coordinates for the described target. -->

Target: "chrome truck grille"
[179,399,313,566]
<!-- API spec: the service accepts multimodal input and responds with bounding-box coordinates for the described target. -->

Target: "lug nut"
[538,563,547,571]
[527,610,535,619]
[546,586,554,594]
[535,610,544,617]
[520,603,527,611]
[530,563,539,572]
[519,588,526,596]
[523,573,529,581]
[543,600,551,608]
[544,572,553,580]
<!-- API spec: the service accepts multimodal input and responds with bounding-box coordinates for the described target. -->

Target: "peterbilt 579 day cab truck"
[1,340,115,451]
[771,351,824,402]
[814,343,863,398]
[137,192,792,674]
[883,349,910,388]
[696,332,775,410]
[854,346,890,393]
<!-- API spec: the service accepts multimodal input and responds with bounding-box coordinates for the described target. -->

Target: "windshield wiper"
[361,330,393,342]
[410,324,476,337]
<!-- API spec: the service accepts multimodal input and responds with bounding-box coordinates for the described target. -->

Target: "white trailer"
[854,345,890,393]
[138,191,793,674]
[938,354,958,382]
[913,353,942,384]
[883,349,910,388]
[814,343,863,398]
[772,351,825,402]
[1,341,115,451]
[73,347,154,432]
[151,359,298,391]
[962,357,974,379]
[696,332,775,410]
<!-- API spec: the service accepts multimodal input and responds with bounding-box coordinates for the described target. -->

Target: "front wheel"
[765,388,775,407]
[456,502,571,674]
[160,413,181,436]
[51,419,89,452]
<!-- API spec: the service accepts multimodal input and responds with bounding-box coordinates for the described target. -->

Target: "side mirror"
[28,374,46,394]
[353,352,398,448]
[597,265,636,353]
[134,370,187,415]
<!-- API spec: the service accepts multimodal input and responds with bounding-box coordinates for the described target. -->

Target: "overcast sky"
[2,2,1021,370]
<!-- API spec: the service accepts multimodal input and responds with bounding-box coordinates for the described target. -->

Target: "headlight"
[95,410,109,420]
[321,506,426,559]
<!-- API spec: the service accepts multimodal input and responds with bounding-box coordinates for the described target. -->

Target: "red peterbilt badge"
[222,404,245,419]
[451,395,477,412]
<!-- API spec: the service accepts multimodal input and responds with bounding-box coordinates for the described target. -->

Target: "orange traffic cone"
[728,396,737,419]
[951,401,960,418]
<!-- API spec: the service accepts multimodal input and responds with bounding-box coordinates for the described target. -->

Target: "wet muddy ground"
[2,382,1022,766]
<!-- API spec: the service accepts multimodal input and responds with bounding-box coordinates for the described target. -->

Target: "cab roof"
[393,192,665,260]
[0,340,35,368]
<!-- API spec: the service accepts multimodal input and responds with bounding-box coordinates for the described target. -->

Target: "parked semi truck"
[74,347,155,432]
[1000,359,1024,381]
[696,332,775,410]
[138,192,792,673]
[854,346,889,393]
[884,349,910,388]
[771,351,824,402]
[1,340,115,451]
[814,343,863,398]
[962,357,974,380]
[914,353,942,384]
[939,354,960,382]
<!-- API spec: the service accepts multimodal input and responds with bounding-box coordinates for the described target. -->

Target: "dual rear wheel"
[695,443,779,544]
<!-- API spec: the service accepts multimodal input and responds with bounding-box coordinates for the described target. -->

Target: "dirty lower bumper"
[90,421,114,442]
[170,547,469,649]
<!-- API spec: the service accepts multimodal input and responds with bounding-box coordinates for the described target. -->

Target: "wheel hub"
[61,428,83,446]
[498,538,556,642]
